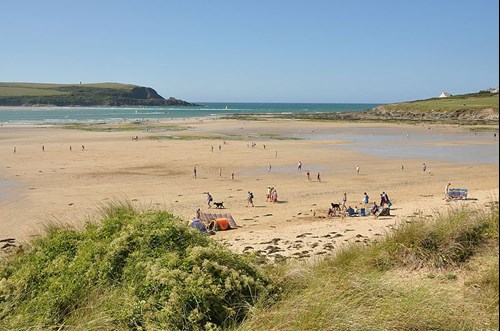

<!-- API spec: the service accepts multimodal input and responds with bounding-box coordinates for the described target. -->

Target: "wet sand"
[0,119,498,259]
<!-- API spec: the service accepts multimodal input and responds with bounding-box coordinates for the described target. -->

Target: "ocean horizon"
[0,102,378,124]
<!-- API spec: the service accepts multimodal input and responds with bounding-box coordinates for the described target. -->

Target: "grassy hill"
[0,82,195,107]
[380,91,499,112]
[0,202,497,330]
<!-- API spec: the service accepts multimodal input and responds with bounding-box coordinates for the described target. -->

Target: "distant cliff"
[0,82,198,107]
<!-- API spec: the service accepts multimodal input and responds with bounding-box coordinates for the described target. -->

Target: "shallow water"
[294,132,499,164]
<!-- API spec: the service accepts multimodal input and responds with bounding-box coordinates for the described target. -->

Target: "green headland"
[0,82,196,107]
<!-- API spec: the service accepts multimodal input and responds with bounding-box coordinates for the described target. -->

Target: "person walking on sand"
[206,192,213,208]
[69,146,72,151]
[422,163,427,173]
[193,166,197,179]
[298,161,302,172]
[268,164,272,172]
[231,172,235,180]
[42,145,45,152]
[219,168,222,177]
[81,145,85,151]
[211,145,214,152]
[356,165,360,175]
[13,147,16,154]
[317,172,321,182]
[342,192,347,209]
[306,170,311,181]
[246,191,254,207]
[401,164,404,172]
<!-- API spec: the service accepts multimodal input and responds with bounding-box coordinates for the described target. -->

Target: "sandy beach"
[0,119,498,260]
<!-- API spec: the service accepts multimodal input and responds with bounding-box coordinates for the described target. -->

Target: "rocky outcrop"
[362,106,499,124]
[131,87,164,99]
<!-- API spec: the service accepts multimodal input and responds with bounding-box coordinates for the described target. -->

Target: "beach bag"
[388,200,393,207]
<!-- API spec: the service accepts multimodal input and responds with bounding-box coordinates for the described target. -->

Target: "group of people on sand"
[266,186,278,203]
[327,191,391,219]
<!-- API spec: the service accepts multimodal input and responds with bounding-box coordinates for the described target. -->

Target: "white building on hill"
[438,92,452,98]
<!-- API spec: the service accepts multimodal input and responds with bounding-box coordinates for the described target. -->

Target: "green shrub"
[0,204,273,330]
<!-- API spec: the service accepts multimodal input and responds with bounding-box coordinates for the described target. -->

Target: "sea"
[0,103,377,124]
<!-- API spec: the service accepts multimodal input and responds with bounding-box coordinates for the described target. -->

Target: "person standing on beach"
[444,182,451,200]
[422,163,427,173]
[342,192,347,209]
[193,166,197,179]
[231,172,235,180]
[42,145,45,152]
[317,172,321,182]
[268,164,272,172]
[69,146,72,151]
[211,145,214,152]
[362,192,369,208]
[275,151,278,158]
[401,164,404,172]
[219,168,222,177]
[206,192,213,208]
[306,170,311,181]
[13,147,16,154]
[246,191,254,207]
[356,165,360,175]
[81,145,85,151]
[298,161,302,172]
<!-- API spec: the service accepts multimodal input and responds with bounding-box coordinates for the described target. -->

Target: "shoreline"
[0,119,498,260]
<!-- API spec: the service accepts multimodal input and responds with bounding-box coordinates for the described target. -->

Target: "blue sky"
[1,0,498,103]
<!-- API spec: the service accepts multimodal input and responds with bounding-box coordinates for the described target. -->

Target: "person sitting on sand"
[346,206,355,216]
[327,207,336,217]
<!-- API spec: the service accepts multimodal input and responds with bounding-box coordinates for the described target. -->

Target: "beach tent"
[198,211,238,230]
[190,218,209,234]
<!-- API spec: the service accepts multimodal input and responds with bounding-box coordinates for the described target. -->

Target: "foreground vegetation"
[0,203,274,330]
[1,202,498,330]
[235,203,499,331]
[0,82,194,106]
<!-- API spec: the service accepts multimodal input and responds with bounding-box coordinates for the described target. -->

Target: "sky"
[1,0,498,103]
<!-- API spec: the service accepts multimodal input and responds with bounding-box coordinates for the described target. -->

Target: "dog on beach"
[214,202,225,209]
[331,203,341,211]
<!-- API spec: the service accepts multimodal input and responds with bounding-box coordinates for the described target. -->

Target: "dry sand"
[0,119,498,260]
